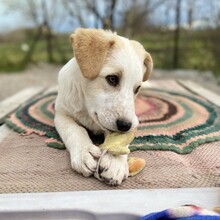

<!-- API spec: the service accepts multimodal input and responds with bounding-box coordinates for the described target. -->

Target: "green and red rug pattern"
[5,89,220,154]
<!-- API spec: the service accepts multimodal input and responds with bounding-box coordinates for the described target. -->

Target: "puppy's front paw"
[70,144,101,177]
[95,153,129,186]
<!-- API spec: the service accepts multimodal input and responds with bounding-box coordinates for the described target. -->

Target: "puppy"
[54,28,153,185]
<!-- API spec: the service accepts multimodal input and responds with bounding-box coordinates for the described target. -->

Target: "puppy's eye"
[106,75,119,86]
[135,86,141,94]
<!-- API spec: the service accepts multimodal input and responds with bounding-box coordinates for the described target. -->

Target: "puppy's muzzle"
[116,119,132,132]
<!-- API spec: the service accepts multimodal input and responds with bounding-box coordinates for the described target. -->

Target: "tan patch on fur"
[70,28,116,79]
[143,52,153,81]
[130,40,153,81]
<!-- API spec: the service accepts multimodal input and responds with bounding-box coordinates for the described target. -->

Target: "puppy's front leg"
[54,112,101,177]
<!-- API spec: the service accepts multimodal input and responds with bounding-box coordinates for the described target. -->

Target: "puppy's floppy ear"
[130,40,153,82]
[143,52,153,81]
[70,28,115,79]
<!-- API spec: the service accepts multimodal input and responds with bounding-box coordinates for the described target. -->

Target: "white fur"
[54,35,145,185]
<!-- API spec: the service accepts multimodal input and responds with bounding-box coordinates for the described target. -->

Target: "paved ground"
[153,69,220,95]
[0,63,219,101]
[0,63,60,101]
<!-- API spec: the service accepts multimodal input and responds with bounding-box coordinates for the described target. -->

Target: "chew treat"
[213,207,220,214]
[128,157,146,176]
[97,129,146,178]
[100,130,136,155]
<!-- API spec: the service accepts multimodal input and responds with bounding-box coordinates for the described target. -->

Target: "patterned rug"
[5,89,220,154]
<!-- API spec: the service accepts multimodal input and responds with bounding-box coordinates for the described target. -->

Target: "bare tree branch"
[86,0,104,23]
[63,0,87,27]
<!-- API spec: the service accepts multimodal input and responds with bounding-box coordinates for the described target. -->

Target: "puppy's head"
[70,28,153,133]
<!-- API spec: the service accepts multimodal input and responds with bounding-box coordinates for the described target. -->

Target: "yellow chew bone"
[98,130,146,177]
[99,130,135,155]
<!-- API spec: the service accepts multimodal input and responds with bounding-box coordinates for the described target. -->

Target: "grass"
[0,42,26,72]
[0,29,220,77]
[0,34,72,72]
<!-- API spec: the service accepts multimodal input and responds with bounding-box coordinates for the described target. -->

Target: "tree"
[187,0,194,29]
[173,0,181,69]
[85,0,118,29]
[64,0,118,30]
[121,0,167,37]
[7,0,67,65]
[63,0,87,28]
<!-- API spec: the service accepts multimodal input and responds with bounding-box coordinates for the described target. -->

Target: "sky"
[0,0,86,33]
[0,2,26,33]
[0,0,219,34]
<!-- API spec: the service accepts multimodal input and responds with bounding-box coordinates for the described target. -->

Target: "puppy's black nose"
[116,119,132,132]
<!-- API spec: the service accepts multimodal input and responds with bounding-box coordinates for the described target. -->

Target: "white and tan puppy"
[54,28,153,185]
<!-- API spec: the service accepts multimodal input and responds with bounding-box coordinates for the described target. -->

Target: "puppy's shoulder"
[58,58,76,80]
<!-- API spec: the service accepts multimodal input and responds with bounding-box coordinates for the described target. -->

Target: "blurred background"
[0,0,220,100]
